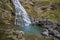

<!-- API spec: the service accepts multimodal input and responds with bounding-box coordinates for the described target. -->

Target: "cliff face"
[0,0,60,40]
[20,0,60,22]
[0,0,60,24]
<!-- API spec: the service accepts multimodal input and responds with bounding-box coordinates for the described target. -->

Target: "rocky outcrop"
[35,20,53,28]
[33,18,60,39]
[5,29,25,40]
[48,28,60,39]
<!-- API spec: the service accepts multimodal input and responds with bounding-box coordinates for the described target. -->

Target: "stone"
[17,31,24,38]
[53,30,60,38]
[12,30,25,40]
[50,4,56,10]
[53,37,59,40]
[12,35,17,40]
[5,29,14,35]
[2,13,11,20]
[41,29,49,38]
[48,28,60,39]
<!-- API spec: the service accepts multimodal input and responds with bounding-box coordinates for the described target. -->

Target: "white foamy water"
[12,0,31,27]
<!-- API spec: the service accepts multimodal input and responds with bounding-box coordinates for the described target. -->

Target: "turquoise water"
[19,25,43,36]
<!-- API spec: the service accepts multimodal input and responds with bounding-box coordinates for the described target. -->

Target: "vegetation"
[0,0,60,40]
[0,0,60,24]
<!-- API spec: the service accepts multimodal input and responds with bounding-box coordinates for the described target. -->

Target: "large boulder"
[48,28,60,39]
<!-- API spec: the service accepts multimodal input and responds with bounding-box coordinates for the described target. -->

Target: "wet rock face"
[55,23,60,33]
[34,18,60,39]
[35,20,53,28]
[48,29,60,39]
[50,4,56,10]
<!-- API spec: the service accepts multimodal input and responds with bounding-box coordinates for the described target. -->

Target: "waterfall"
[12,0,31,27]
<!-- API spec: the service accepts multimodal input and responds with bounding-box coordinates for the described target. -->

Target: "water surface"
[19,25,43,37]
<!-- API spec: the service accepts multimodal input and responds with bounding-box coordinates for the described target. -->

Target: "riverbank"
[0,23,56,40]
[0,23,19,40]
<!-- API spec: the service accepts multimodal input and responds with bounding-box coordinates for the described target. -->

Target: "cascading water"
[12,0,31,27]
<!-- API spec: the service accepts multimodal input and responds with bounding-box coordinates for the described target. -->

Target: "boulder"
[48,28,60,39]
[50,4,56,10]
[53,30,60,39]
[41,29,49,38]
[13,30,25,40]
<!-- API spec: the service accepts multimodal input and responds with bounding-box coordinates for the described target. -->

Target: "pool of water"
[19,25,43,37]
